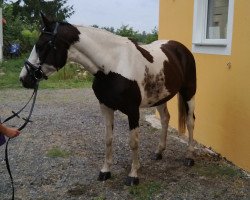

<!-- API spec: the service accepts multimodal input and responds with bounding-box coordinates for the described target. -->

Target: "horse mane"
[58,22,81,45]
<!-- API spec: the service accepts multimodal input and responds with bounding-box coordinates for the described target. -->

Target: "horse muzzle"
[20,76,38,89]
[20,61,48,89]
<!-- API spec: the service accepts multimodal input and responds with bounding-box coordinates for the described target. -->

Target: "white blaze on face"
[19,46,39,79]
[19,45,57,80]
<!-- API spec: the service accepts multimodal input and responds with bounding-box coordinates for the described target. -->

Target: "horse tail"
[178,93,187,134]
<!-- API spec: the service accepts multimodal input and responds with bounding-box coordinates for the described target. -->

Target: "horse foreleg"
[153,103,170,160]
[184,97,196,166]
[125,110,140,186]
[98,104,114,181]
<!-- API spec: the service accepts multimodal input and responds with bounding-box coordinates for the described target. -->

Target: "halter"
[24,60,48,81]
[24,22,60,81]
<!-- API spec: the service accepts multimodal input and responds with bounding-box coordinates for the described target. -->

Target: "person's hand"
[4,127,20,138]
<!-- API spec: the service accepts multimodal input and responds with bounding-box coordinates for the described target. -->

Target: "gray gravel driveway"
[0,88,249,200]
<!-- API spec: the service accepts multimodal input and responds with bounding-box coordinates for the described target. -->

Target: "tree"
[11,0,74,24]
[1,0,74,55]
[144,27,158,44]
[114,25,158,44]
[102,26,115,34]
[2,3,39,55]
[116,25,139,39]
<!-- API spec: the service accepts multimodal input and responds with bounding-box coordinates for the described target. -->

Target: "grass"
[46,147,71,158]
[129,181,162,200]
[93,196,106,200]
[193,162,242,178]
[0,56,93,89]
[0,57,24,89]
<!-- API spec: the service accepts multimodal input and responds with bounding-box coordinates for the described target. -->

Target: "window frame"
[192,0,235,55]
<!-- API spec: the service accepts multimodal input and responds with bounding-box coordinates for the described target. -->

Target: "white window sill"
[193,43,227,47]
[192,44,232,55]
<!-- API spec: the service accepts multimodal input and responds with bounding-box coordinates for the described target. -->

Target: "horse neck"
[68,26,126,75]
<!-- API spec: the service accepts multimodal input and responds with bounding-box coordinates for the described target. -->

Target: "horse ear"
[40,12,51,27]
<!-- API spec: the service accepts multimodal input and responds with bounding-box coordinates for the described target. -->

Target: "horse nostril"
[19,77,23,82]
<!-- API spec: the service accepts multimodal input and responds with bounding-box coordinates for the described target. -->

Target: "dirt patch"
[0,88,249,200]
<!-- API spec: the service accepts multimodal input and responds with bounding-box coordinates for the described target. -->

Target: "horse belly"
[140,89,175,108]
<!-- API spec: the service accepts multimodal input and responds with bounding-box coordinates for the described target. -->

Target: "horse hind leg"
[184,96,196,166]
[153,103,170,160]
[98,104,114,181]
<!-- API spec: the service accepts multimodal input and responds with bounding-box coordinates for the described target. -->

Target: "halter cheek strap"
[35,22,60,71]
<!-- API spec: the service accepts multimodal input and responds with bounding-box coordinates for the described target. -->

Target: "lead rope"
[3,84,39,200]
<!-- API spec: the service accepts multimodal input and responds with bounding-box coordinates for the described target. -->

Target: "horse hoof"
[125,176,139,186]
[152,153,162,160]
[98,171,111,181]
[183,158,195,166]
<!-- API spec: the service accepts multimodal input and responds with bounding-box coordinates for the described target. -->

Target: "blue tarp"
[9,43,21,56]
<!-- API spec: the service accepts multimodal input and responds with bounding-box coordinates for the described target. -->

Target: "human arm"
[0,124,20,138]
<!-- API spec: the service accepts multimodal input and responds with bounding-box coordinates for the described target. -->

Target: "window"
[192,0,234,55]
[207,0,228,39]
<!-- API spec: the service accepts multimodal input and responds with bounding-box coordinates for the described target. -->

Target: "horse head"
[19,13,80,88]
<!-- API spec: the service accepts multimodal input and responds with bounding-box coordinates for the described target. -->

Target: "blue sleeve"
[0,133,6,146]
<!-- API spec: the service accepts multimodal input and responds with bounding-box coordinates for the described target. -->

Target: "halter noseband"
[24,60,48,81]
[24,22,60,81]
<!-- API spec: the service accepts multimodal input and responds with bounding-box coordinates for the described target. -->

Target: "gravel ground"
[0,88,249,200]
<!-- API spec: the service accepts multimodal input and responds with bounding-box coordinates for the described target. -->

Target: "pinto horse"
[19,14,196,186]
